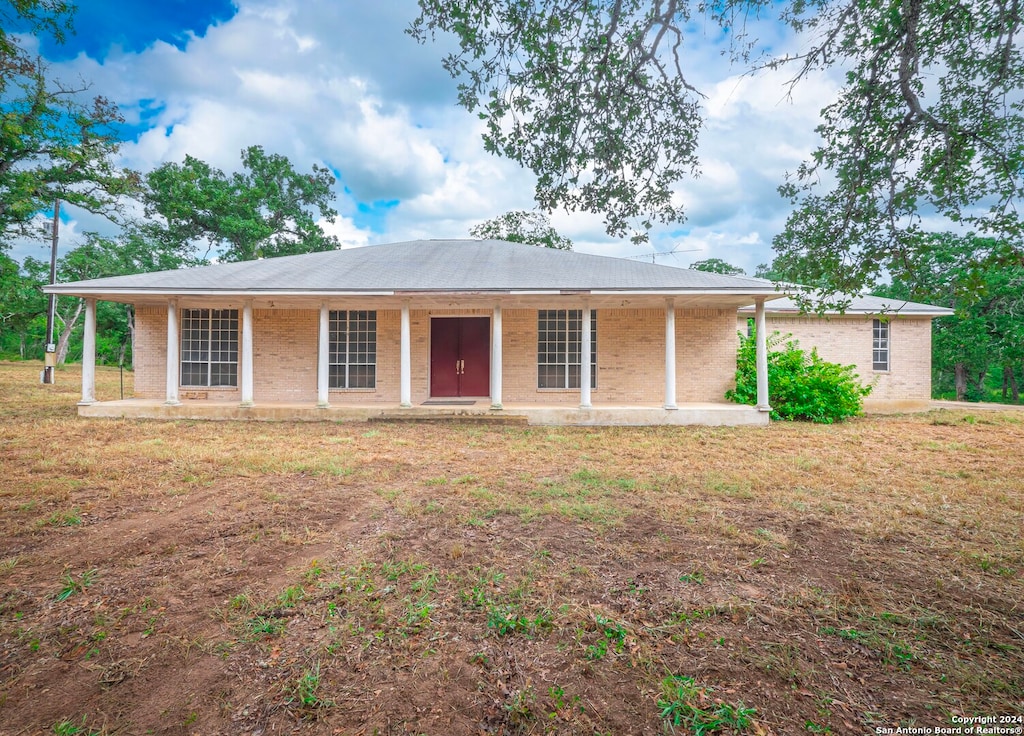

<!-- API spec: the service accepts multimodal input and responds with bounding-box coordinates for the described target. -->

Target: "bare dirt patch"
[1,363,1022,735]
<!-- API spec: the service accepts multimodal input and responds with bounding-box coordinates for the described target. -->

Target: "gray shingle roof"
[738,294,954,316]
[48,239,778,295]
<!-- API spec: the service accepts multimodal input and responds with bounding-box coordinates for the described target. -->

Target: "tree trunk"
[1007,365,1020,403]
[55,297,84,366]
[954,362,967,401]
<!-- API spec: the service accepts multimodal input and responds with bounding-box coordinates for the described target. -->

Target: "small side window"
[872,319,889,371]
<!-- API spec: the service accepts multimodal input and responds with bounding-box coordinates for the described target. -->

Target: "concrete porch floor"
[77,399,769,426]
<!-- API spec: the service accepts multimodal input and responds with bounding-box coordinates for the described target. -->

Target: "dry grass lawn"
[0,361,1022,735]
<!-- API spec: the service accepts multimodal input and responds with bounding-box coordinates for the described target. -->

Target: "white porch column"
[78,298,97,405]
[664,298,677,410]
[240,300,254,407]
[580,301,592,409]
[755,297,771,413]
[399,300,412,408]
[317,303,330,408]
[165,300,180,405]
[490,303,503,410]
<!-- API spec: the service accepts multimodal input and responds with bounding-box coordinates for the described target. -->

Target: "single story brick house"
[738,295,954,412]
[46,239,782,426]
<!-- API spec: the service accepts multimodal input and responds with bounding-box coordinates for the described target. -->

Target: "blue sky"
[35,0,237,60]
[14,0,847,271]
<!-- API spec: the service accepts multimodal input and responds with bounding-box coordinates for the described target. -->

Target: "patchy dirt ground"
[0,363,1022,735]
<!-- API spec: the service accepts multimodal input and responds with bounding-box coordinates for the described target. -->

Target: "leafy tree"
[411,2,701,243]
[1,1,72,87]
[0,252,46,357]
[727,330,871,423]
[24,239,110,364]
[774,0,1024,303]
[874,232,1024,402]
[411,1,1023,275]
[1,2,134,248]
[469,209,573,250]
[1,64,133,248]
[689,258,744,275]
[143,146,341,263]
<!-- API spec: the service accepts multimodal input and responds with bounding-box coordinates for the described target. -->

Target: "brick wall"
[678,309,739,402]
[738,314,934,401]
[253,309,317,402]
[132,304,739,404]
[133,306,166,399]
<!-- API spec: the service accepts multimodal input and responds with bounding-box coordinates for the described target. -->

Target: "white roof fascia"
[43,287,398,297]
[590,289,784,297]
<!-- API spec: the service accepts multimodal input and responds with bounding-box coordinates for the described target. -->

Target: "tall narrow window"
[537,309,597,389]
[330,310,376,388]
[180,309,239,386]
[872,319,890,371]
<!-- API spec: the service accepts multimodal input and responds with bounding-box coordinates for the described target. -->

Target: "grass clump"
[658,675,756,734]
[55,569,97,602]
[287,661,333,716]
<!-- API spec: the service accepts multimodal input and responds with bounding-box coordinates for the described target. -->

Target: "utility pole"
[42,199,59,384]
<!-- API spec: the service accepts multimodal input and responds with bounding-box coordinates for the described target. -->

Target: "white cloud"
[318,216,372,248]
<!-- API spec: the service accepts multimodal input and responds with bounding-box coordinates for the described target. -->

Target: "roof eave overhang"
[737,306,955,317]
[45,287,787,299]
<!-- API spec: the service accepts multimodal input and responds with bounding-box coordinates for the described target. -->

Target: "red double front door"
[429,317,490,397]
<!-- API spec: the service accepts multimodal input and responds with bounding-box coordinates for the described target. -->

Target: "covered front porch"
[76,397,768,426]
[72,288,770,425]
[73,290,774,426]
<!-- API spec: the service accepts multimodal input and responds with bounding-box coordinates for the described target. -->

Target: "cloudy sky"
[17,0,841,272]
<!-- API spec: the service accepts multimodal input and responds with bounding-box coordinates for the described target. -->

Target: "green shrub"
[727,331,871,423]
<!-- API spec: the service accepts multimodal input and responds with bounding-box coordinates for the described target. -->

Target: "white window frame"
[180,308,239,387]
[537,309,597,390]
[329,310,377,389]
[872,318,890,372]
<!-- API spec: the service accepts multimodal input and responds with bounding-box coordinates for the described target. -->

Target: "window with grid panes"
[872,319,890,371]
[537,309,597,389]
[329,311,376,388]
[180,309,238,386]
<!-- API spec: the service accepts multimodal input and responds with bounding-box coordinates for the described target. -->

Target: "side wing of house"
[737,313,935,411]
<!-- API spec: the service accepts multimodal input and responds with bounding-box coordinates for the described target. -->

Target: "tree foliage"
[0,0,73,88]
[0,252,46,355]
[873,232,1024,402]
[728,330,872,423]
[1,0,134,249]
[142,146,341,263]
[410,0,703,243]
[412,0,1024,282]
[773,0,1024,302]
[690,258,744,275]
[469,209,573,250]
[1,61,133,248]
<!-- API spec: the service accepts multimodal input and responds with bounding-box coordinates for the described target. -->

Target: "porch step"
[369,412,528,425]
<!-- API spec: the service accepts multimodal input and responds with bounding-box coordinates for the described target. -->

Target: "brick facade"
[739,314,934,402]
[133,305,739,404]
